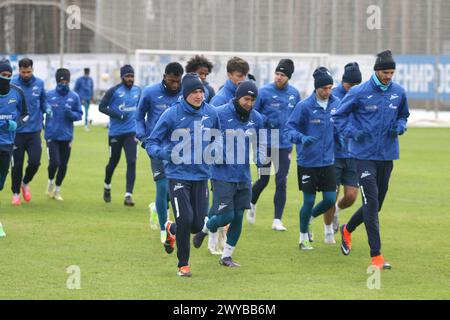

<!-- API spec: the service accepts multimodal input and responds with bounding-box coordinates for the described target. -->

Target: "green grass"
[1,127,449,299]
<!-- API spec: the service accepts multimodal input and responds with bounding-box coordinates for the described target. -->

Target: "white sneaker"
[149,202,158,230]
[47,182,55,198]
[324,231,336,244]
[272,219,287,231]
[53,191,63,201]
[299,240,314,250]
[160,230,166,244]
[247,203,256,224]
[208,245,223,255]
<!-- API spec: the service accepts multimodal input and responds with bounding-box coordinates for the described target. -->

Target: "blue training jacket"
[0,85,28,147]
[211,101,265,183]
[135,81,182,141]
[11,75,49,134]
[44,88,82,141]
[146,99,221,181]
[204,81,215,103]
[331,83,352,158]
[254,82,301,149]
[286,91,340,168]
[99,83,141,137]
[209,79,237,107]
[332,77,410,161]
[74,75,94,101]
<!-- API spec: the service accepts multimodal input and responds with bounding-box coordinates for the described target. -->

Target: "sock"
[222,243,235,259]
[202,217,209,233]
[49,179,55,186]
[324,223,333,234]
[21,181,28,188]
[309,216,314,225]
[13,193,19,197]
[208,232,218,248]
[104,183,111,189]
[125,192,132,197]
[300,232,309,242]
[335,203,341,216]
[55,185,60,193]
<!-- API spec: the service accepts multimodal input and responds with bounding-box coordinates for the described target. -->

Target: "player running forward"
[248,59,301,230]
[147,73,220,277]
[192,81,265,267]
[208,56,250,253]
[45,68,82,201]
[0,59,29,237]
[136,62,183,242]
[185,55,215,103]
[333,50,409,269]
[317,62,362,242]
[10,58,52,205]
[210,56,249,107]
[99,65,141,206]
[74,68,94,131]
[286,67,340,250]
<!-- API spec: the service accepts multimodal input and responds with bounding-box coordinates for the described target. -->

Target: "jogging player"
[147,73,220,277]
[0,59,29,236]
[193,81,265,267]
[99,64,141,206]
[333,50,409,269]
[248,59,301,231]
[10,58,52,205]
[286,67,340,250]
[136,62,183,242]
[45,68,82,200]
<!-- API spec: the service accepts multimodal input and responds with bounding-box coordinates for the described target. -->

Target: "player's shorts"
[211,179,252,215]
[297,165,336,193]
[150,158,165,181]
[335,158,359,188]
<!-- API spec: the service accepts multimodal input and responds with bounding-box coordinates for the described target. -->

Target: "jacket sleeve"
[74,78,81,94]
[285,102,306,144]
[90,78,94,98]
[255,114,268,167]
[146,109,171,160]
[98,86,123,120]
[332,89,359,139]
[66,94,83,122]
[135,91,149,141]
[40,85,51,113]
[395,91,410,130]
[12,85,29,127]
[253,94,267,124]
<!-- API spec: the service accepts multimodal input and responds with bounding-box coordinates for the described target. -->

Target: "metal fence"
[0,0,449,55]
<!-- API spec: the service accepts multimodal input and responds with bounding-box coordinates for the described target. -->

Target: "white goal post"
[134,49,330,98]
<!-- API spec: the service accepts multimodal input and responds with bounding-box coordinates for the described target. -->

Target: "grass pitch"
[0,127,449,299]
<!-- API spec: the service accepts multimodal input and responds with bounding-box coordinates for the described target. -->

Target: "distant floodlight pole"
[60,0,66,67]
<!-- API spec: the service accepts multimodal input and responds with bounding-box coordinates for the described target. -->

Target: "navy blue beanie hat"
[182,72,204,100]
[235,80,258,100]
[55,68,71,82]
[313,66,333,89]
[0,59,13,74]
[120,64,134,77]
[374,50,396,71]
[342,62,362,84]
